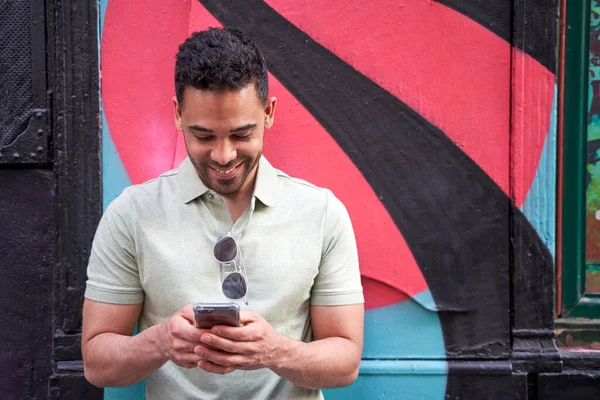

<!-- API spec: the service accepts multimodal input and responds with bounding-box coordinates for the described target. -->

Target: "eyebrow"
[188,123,257,134]
[230,123,257,133]
[188,125,213,133]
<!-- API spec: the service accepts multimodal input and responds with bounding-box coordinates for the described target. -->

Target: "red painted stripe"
[264,0,554,206]
[362,278,410,309]
[102,0,192,184]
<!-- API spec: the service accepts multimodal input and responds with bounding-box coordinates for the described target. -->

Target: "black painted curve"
[198,0,552,364]
[436,0,557,73]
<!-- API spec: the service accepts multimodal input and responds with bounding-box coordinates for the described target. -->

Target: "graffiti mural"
[587,0,600,293]
[99,0,556,398]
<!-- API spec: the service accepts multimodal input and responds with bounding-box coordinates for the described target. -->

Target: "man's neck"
[222,164,258,223]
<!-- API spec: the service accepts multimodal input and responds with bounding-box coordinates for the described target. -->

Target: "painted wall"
[586,0,600,292]
[98,0,557,398]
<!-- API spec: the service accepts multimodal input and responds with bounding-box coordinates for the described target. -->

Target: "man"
[82,27,364,399]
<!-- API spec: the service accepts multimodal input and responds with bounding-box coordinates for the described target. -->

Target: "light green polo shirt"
[85,156,364,400]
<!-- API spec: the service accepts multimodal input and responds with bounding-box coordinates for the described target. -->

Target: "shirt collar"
[177,156,277,206]
[253,156,277,207]
[177,157,210,203]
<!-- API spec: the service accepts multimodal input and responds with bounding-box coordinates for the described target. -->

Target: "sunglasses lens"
[214,237,237,262]
[222,272,247,299]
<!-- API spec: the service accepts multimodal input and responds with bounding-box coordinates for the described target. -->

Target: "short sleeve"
[311,191,364,306]
[84,189,144,304]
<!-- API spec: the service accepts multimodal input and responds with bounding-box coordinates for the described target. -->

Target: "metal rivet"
[13,152,19,159]
[30,153,36,158]
[36,111,42,118]
[37,146,44,153]
[37,129,44,136]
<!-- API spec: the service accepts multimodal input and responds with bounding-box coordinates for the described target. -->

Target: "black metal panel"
[45,0,101,396]
[0,0,51,166]
[48,0,101,335]
[54,333,83,362]
[0,169,55,400]
[0,109,50,166]
[445,361,528,399]
[50,363,103,400]
[538,372,600,400]
[0,0,33,147]
[560,350,600,371]
[510,0,560,374]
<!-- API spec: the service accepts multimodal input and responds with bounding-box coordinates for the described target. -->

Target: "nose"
[211,139,237,166]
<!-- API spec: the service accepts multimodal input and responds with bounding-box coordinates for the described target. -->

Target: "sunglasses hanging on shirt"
[213,233,248,305]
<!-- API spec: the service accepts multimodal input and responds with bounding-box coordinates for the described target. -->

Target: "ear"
[264,96,277,129]
[173,96,183,132]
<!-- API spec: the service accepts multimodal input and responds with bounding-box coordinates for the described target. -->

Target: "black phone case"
[193,302,241,328]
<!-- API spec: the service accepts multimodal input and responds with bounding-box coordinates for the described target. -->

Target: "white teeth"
[215,167,235,174]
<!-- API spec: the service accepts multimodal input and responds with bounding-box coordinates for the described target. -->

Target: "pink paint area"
[264,0,554,206]
[101,0,193,184]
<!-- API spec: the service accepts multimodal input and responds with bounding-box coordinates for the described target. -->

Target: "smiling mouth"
[214,166,237,174]
[210,162,242,178]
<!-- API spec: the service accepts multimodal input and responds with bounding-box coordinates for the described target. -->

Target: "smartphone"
[193,302,241,329]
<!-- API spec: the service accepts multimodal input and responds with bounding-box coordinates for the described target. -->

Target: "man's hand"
[194,310,294,372]
[160,305,236,374]
[193,305,363,388]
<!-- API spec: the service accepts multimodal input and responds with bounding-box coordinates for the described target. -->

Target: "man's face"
[174,85,276,196]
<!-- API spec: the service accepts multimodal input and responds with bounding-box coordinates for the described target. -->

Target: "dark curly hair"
[175,27,268,106]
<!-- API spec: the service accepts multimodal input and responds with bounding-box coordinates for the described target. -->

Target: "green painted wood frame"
[561,0,600,318]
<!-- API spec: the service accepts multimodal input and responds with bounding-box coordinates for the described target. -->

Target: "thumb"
[240,310,261,325]
[178,304,196,324]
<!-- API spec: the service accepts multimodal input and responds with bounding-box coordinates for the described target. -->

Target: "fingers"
[178,304,196,324]
[176,324,209,343]
[200,333,249,354]
[162,305,217,369]
[171,337,198,353]
[169,315,210,343]
[211,322,262,341]
[172,352,203,369]
[211,326,249,341]
[175,304,214,339]
[195,345,249,369]
[197,360,236,375]
[166,307,268,374]
[190,310,263,342]
[240,310,261,324]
